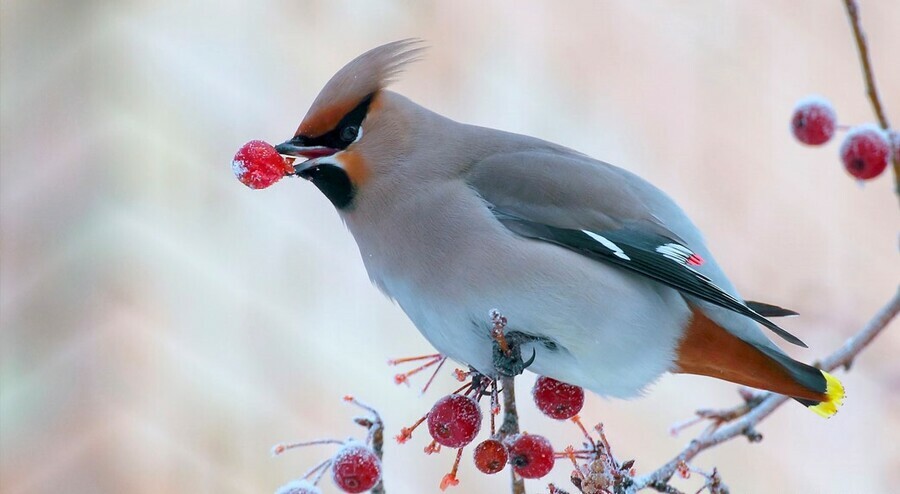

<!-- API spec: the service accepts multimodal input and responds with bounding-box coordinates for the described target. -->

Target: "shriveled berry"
[532,376,585,420]
[331,442,382,493]
[426,394,482,448]
[791,97,837,146]
[275,479,323,494]
[506,433,555,479]
[839,125,890,180]
[473,439,508,474]
[233,139,294,189]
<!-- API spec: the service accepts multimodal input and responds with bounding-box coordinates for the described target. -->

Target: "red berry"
[532,376,585,420]
[233,139,294,189]
[791,97,836,145]
[331,442,382,493]
[473,439,509,474]
[426,394,482,448]
[506,433,555,479]
[839,125,890,180]
[275,479,323,494]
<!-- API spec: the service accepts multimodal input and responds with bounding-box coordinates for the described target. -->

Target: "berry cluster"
[790,97,897,181]
[273,397,383,494]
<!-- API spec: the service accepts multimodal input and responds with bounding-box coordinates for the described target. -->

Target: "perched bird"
[275,40,843,417]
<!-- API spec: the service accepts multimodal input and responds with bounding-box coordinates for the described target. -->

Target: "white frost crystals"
[231,158,248,180]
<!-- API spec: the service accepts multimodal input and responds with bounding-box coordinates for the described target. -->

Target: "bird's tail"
[675,307,845,418]
[754,345,845,418]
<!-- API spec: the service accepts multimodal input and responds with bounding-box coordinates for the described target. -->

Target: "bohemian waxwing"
[275,40,844,417]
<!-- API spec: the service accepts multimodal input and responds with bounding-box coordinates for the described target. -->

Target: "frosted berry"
[839,125,890,180]
[473,439,508,474]
[426,394,482,448]
[331,443,382,493]
[506,433,555,479]
[233,139,294,189]
[791,97,836,146]
[532,376,585,420]
[275,479,323,494]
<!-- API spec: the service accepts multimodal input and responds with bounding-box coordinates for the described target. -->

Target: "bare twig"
[842,0,900,199]
[627,287,900,493]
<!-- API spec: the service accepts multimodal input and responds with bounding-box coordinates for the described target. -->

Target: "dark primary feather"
[493,211,808,348]
[745,301,799,318]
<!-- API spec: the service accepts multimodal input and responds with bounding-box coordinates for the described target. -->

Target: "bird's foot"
[491,333,536,378]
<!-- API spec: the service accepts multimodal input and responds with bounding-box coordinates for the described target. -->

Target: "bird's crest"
[298,39,426,137]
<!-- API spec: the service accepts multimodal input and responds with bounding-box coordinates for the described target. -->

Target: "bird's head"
[276,39,426,210]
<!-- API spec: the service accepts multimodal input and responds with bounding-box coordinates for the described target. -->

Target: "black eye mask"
[290,93,374,150]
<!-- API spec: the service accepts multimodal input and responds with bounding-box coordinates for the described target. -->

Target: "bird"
[274,39,844,417]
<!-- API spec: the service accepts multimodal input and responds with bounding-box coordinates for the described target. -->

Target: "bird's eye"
[340,125,359,142]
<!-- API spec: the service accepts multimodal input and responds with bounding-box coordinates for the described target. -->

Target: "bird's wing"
[465,148,806,347]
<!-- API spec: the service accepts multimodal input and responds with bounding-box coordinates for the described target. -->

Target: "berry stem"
[420,356,448,395]
[301,458,332,482]
[272,438,344,454]
[393,355,444,385]
[842,0,900,203]
[387,353,443,366]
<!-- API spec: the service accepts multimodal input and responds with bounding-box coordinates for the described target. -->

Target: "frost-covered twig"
[626,287,900,493]
[842,0,900,199]
[499,375,526,494]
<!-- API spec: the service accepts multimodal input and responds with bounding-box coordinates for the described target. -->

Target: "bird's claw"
[492,339,536,377]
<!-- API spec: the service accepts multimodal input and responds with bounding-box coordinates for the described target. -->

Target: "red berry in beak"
[233,139,294,189]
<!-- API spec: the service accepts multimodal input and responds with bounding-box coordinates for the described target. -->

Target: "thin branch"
[498,375,526,494]
[627,287,900,492]
[842,0,900,200]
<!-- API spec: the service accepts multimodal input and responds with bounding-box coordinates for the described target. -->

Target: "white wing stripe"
[583,231,631,260]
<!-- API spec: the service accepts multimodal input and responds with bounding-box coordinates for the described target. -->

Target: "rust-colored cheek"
[337,150,370,187]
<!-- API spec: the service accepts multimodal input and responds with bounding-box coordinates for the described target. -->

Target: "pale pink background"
[2,1,899,493]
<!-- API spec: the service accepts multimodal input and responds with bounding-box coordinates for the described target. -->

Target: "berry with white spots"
[506,433,555,479]
[331,442,382,493]
[791,97,837,146]
[275,479,323,494]
[839,125,890,180]
[232,139,294,189]
[532,376,585,420]
[473,439,508,474]
[426,394,482,448]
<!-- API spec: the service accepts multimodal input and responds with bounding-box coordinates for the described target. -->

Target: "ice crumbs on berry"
[839,124,890,180]
[232,139,295,189]
[533,376,585,420]
[506,433,556,479]
[331,441,382,493]
[473,439,509,475]
[427,394,482,448]
[791,96,837,146]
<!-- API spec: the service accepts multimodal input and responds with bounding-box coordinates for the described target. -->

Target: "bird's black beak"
[274,137,339,177]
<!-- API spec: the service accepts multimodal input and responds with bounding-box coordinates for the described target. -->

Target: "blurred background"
[2,1,899,493]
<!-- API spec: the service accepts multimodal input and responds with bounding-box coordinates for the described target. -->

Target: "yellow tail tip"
[808,371,845,418]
